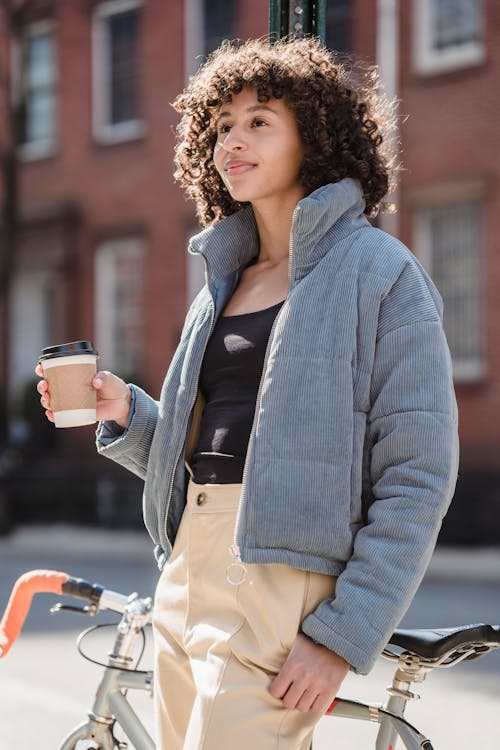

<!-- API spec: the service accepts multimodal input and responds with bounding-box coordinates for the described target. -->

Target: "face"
[213,87,305,209]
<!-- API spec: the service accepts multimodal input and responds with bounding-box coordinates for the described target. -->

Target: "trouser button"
[196,492,207,506]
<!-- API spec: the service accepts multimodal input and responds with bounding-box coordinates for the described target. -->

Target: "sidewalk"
[426,543,500,583]
[1,522,499,582]
[0,523,153,563]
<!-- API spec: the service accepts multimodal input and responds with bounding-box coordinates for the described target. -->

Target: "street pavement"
[0,524,499,749]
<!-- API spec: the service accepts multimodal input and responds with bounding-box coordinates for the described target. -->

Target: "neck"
[251,190,304,264]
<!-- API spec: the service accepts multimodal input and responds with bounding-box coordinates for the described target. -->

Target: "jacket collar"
[188,178,367,287]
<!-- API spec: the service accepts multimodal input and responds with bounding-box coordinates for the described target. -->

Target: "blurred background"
[0,3,499,749]
[0,0,498,547]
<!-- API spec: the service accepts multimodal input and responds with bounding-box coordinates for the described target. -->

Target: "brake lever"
[50,602,98,617]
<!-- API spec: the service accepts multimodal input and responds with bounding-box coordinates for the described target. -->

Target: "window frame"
[94,235,145,376]
[326,0,352,55]
[412,182,486,383]
[413,0,485,76]
[12,18,58,161]
[91,0,145,145]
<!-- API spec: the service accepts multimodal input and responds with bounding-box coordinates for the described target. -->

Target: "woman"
[37,37,459,750]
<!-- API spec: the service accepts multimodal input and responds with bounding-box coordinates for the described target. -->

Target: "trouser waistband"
[186,479,242,511]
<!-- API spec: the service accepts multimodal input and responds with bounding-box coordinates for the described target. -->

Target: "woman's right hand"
[35,365,132,428]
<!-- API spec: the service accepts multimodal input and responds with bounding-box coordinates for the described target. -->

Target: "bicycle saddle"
[387,623,500,660]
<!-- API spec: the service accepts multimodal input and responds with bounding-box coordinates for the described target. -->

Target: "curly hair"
[173,37,399,226]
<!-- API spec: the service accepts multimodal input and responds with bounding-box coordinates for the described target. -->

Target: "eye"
[251,117,267,128]
[217,122,231,135]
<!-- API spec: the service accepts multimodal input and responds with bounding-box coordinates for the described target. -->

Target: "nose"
[219,127,246,152]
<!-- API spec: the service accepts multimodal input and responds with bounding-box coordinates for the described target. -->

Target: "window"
[326,0,352,54]
[414,0,485,75]
[14,21,57,159]
[95,237,145,378]
[92,0,144,144]
[9,269,53,395]
[203,0,237,56]
[184,0,236,77]
[414,200,484,382]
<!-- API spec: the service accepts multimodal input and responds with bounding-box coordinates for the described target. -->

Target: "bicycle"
[1,569,499,749]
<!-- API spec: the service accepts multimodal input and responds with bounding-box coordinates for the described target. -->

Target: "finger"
[40,393,51,409]
[269,671,293,700]
[295,688,322,713]
[37,379,48,395]
[93,370,111,389]
[279,681,308,710]
[46,409,55,423]
[35,363,44,377]
[310,692,334,715]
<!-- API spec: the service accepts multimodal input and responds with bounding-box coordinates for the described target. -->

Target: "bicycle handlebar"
[0,569,128,659]
[0,570,69,658]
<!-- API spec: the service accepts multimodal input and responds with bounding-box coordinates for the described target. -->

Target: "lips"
[224,160,256,175]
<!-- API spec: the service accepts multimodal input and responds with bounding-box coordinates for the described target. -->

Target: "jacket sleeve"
[300,263,459,674]
[95,384,159,481]
[94,288,210,480]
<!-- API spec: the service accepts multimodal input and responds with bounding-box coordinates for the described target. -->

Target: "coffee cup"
[39,341,98,428]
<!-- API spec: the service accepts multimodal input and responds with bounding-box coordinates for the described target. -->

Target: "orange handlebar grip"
[0,570,69,658]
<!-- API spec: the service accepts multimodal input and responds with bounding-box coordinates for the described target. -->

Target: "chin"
[226,189,254,203]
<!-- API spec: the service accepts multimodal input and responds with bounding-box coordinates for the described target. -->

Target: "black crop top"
[190,300,284,484]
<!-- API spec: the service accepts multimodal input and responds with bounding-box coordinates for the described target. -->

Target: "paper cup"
[39,341,98,428]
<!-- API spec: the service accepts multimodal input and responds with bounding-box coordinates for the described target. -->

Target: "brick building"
[0,0,498,541]
[394,0,500,541]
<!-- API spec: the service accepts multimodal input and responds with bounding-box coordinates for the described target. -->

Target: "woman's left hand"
[269,632,350,713]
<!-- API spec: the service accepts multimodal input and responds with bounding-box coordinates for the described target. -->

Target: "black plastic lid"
[39,340,98,361]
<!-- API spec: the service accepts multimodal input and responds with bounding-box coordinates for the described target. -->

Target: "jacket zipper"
[163,255,216,549]
[225,301,285,584]
[228,205,300,582]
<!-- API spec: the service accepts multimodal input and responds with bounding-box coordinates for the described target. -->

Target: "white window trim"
[413,0,485,76]
[95,236,144,372]
[412,192,486,383]
[91,0,145,145]
[8,268,53,397]
[184,0,204,80]
[11,19,58,161]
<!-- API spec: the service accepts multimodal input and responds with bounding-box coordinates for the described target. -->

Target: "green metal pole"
[269,0,287,42]
[314,0,327,43]
[269,0,326,43]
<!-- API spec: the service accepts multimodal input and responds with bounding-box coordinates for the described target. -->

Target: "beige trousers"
[153,481,336,750]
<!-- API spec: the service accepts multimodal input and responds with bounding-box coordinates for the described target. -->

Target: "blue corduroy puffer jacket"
[97,178,459,674]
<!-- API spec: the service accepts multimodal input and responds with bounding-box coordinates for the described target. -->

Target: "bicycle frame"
[2,570,499,750]
[58,666,154,750]
[324,698,431,750]
[51,578,155,750]
[56,652,428,750]
[57,667,426,750]
[54,668,429,750]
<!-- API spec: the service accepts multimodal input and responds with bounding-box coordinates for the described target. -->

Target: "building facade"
[396,0,500,541]
[0,0,498,540]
